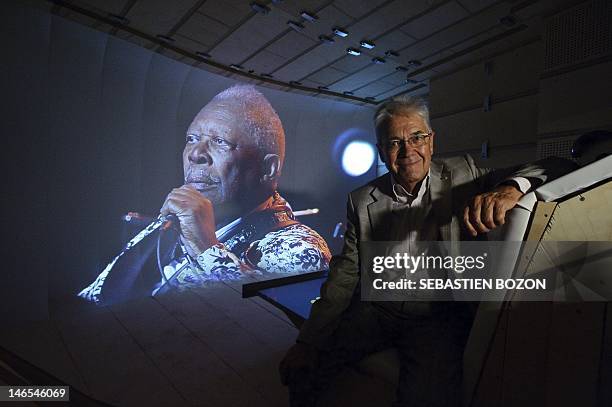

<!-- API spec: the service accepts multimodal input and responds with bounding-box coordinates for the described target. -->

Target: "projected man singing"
[79,85,331,303]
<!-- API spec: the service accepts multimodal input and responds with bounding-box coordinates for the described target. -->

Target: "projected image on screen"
[78,85,331,305]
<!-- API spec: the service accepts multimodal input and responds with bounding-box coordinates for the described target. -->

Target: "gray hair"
[211,85,285,163]
[374,95,432,143]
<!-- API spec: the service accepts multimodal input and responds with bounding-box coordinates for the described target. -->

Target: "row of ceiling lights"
[106,1,519,101]
[108,3,423,102]
[250,2,423,72]
[247,3,424,94]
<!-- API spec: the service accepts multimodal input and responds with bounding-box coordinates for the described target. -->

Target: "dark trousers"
[289,301,474,407]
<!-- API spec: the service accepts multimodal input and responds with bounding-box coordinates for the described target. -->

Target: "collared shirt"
[388,171,438,244]
[379,172,444,311]
[391,172,429,206]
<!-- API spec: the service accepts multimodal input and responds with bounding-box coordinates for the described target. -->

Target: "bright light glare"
[341,141,375,176]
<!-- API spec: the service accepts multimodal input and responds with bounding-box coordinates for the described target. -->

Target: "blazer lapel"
[367,173,394,241]
[430,160,454,241]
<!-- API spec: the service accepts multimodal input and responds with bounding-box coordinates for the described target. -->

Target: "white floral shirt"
[162,223,331,289]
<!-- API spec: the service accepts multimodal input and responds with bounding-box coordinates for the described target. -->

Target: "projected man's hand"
[463,184,523,236]
[160,185,219,257]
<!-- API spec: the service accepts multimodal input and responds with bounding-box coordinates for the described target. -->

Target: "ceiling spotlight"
[333,27,349,37]
[318,86,329,90]
[196,51,211,59]
[289,80,303,86]
[230,64,244,70]
[499,15,517,27]
[395,66,408,72]
[360,40,375,49]
[247,69,255,74]
[385,50,399,57]
[347,48,361,56]
[407,60,422,67]
[156,35,174,43]
[107,13,129,25]
[319,34,335,44]
[301,11,318,22]
[288,21,305,31]
[250,2,271,14]
[372,57,386,64]
[343,91,354,96]
[405,77,418,84]
[366,96,376,101]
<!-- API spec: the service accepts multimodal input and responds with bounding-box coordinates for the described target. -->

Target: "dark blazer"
[298,154,575,348]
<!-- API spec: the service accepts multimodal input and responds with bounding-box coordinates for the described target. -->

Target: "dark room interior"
[2,0,612,406]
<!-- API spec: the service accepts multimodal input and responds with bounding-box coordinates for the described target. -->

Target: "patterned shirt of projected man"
[159,192,331,290]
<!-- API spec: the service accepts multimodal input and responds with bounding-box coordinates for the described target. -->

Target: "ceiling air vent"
[543,0,612,72]
[537,135,579,160]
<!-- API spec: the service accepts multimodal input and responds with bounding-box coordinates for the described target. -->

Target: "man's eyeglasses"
[384,132,432,150]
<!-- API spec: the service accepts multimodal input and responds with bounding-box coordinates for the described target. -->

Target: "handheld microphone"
[122,212,178,231]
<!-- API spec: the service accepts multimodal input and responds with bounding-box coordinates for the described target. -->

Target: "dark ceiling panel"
[265,31,317,59]
[456,0,499,13]
[331,63,397,91]
[400,1,469,39]
[245,50,287,74]
[376,30,417,53]
[376,82,429,100]
[417,49,456,69]
[431,24,530,75]
[353,80,399,97]
[198,0,252,27]
[380,70,409,86]
[345,0,434,42]
[209,9,293,65]
[272,42,349,81]
[333,0,389,19]
[273,0,336,20]
[75,0,129,15]
[126,0,200,35]
[114,29,154,49]
[450,25,504,55]
[410,71,434,81]
[307,67,352,85]
[393,1,510,66]
[375,83,409,99]
[173,34,210,54]
[403,34,453,60]
[177,12,228,49]
[300,79,326,88]
[437,1,510,43]
[330,55,372,73]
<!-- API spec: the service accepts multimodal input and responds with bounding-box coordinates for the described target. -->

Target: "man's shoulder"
[348,173,392,201]
[433,154,477,171]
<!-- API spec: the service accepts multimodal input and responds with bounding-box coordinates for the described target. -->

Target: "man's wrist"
[501,177,531,194]
[495,183,524,201]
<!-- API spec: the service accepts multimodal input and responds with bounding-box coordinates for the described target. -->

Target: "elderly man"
[280,96,572,406]
[79,85,330,304]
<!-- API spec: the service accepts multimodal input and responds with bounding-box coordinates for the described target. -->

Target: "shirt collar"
[390,170,430,204]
